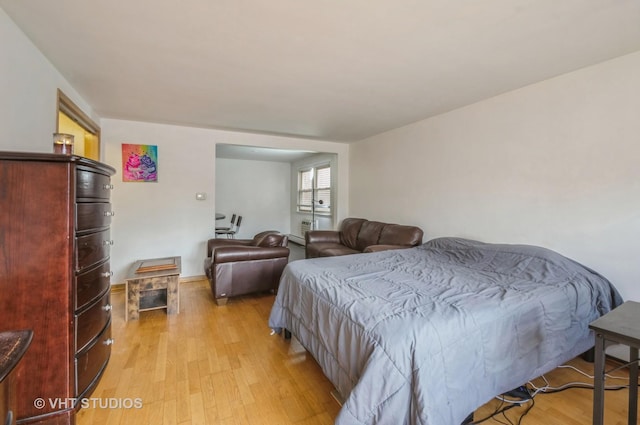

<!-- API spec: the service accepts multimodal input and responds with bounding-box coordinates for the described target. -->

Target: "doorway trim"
[56,89,101,159]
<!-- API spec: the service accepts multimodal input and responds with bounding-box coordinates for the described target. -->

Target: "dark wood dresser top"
[0,151,115,174]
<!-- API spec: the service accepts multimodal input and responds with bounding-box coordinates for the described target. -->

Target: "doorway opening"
[57,89,101,160]
[215,144,337,243]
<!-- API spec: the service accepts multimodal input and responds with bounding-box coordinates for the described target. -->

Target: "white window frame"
[297,164,331,215]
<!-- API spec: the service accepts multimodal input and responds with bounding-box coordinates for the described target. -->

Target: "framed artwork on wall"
[122,143,158,182]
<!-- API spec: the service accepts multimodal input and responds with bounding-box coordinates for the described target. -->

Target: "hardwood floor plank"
[176,379,192,423]
[163,398,177,425]
[189,393,207,425]
[76,279,637,425]
[154,331,169,382]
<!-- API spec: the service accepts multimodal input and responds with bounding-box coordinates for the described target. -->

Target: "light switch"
[196,192,207,200]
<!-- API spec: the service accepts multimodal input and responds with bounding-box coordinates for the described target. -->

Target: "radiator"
[300,219,312,234]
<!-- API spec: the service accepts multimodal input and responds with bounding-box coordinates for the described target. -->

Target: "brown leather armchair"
[204,231,289,305]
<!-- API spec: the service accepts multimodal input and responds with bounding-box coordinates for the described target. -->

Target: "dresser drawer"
[76,169,112,201]
[76,203,113,234]
[75,291,111,353]
[76,230,111,272]
[75,261,111,311]
[75,321,111,397]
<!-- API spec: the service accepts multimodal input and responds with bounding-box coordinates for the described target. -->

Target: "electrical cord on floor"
[558,363,628,380]
[533,381,635,394]
[470,396,534,425]
[531,360,639,394]
[469,360,639,424]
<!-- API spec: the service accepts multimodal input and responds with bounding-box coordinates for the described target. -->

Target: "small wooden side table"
[589,301,640,425]
[125,256,181,321]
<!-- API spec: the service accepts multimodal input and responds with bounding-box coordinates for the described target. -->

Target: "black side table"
[589,301,640,425]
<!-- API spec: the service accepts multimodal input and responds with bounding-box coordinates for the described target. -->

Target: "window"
[298,165,331,214]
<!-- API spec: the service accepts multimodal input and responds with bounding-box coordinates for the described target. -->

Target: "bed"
[268,237,623,425]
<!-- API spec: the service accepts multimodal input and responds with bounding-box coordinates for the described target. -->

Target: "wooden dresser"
[0,152,115,425]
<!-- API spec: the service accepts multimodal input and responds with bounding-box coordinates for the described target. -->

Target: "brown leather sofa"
[204,231,289,305]
[305,218,424,258]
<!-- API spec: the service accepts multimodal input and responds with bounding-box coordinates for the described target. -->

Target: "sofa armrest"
[363,244,414,253]
[305,230,340,245]
[213,246,290,263]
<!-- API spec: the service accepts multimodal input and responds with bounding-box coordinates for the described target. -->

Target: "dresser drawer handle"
[101,271,113,278]
[104,211,115,217]
[103,184,114,190]
[102,304,112,312]
[103,338,115,346]
[103,240,114,246]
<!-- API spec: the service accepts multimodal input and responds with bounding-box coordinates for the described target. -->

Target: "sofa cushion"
[339,218,367,250]
[378,224,424,246]
[355,221,385,251]
[307,243,360,258]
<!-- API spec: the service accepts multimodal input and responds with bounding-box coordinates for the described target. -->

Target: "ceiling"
[2,1,640,142]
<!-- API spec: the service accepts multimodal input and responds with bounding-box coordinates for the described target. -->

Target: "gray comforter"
[268,237,622,425]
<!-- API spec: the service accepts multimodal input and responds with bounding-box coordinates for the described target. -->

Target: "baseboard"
[111,283,125,293]
[180,275,207,283]
[110,275,206,293]
[288,234,305,246]
[606,343,631,363]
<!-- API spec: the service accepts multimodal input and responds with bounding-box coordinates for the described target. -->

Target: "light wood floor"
[78,280,637,425]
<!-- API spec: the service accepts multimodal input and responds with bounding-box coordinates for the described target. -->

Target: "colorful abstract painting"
[122,144,158,182]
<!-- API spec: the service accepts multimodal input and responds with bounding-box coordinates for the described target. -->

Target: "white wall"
[0,6,350,285]
[102,119,349,283]
[0,8,100,154]
[350,51,640,302]
[102,120,216,283]
[0,8,349,283]
[216,158,291,239]
[0,6,350,283]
